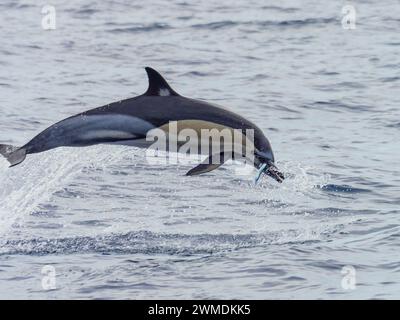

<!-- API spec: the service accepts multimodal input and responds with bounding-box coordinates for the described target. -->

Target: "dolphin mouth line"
[265,162,285,183]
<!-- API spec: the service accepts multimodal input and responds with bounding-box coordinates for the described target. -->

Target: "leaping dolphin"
[0,67,284,183]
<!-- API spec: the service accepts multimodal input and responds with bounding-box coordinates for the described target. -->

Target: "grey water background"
[0,0,399,299]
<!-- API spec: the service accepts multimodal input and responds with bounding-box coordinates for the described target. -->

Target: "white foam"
[0,145,128,237]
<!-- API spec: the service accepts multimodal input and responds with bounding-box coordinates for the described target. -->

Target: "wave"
[0,2,33,9]
[260,5,299,13]
[191,17,336,30]
[107,23,172,33]
[318,184,372,194]
[386,122,400,128]
[0,227,336,256]
[301,100,374,113]
[106,17,338,33]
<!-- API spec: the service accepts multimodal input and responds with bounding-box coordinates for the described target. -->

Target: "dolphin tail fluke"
[0,144,26,167]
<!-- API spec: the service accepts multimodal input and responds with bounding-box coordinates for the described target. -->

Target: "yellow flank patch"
[157,119,255,153]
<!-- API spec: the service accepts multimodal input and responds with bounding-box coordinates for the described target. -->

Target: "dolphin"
[0,67,284,183]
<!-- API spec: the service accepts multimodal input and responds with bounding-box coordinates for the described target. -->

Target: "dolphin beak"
[265,163,285,183]
[254,162,285,184]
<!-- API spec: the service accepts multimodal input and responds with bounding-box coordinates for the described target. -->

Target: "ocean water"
[0,0,399,299]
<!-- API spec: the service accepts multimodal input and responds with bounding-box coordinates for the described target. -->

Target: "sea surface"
[0,0,399,299]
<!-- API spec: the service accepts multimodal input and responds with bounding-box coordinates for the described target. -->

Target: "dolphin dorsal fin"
[144,67,179,96]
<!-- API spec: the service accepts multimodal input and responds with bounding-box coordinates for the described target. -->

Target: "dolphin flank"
[0,67,284,183]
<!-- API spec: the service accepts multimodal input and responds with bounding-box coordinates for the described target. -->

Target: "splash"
[0,145,129,236]
[251,160,332,202]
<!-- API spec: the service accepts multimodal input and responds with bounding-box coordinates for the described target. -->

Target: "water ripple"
[0,229,326,256]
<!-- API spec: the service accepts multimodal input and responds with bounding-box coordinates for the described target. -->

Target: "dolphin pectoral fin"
[185,152,229,176]
[186,163,222,176]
